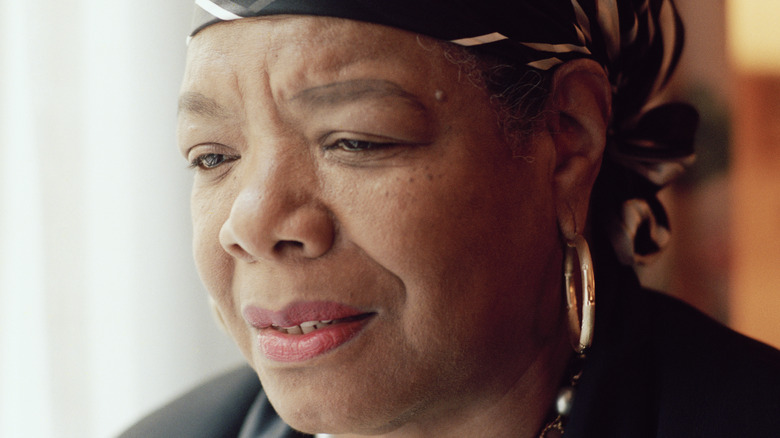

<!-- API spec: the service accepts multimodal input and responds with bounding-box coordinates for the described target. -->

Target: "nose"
[219,154,335,263]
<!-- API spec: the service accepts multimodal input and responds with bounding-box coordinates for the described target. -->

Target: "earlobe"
[546,59,611,240]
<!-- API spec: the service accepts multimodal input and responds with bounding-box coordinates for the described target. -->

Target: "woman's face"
[180,17,565,435]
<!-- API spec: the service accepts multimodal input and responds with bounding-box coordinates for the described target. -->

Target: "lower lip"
[257,317,372,363]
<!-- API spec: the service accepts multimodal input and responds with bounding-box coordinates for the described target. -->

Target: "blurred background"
[0,0,778,437]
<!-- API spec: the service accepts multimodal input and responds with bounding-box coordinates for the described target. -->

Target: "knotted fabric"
[188,0,698,266]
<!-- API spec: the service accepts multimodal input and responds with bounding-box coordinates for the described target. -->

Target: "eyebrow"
[177,91,229,118]
[290,79,426,111]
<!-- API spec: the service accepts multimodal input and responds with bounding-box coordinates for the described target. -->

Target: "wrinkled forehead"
[183,17,446,89]
[179,16,469,127]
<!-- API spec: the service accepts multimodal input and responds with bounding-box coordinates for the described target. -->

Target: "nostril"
[220,197,335,261]
[272,240,304,255]
[226,243,256,263]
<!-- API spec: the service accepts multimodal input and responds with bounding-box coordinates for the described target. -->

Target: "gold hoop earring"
[564,235,595,354]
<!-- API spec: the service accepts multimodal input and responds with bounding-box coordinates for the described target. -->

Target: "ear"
[546,59,611,241]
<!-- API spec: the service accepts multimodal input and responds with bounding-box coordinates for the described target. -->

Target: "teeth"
[274,320,336,335]
[300,321,318,334]
[286,325,303,335]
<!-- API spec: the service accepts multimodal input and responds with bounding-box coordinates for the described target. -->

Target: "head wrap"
[188,0,698,266]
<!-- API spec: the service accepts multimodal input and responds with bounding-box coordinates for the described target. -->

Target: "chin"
[260,368,421,436]
[273,397,401,436]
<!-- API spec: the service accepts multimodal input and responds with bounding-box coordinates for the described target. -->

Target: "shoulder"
[570,289,780,437]
[648,292,780,435]
[119,366,261,438]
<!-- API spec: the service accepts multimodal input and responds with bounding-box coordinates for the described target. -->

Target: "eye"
[189,153,240,170]
[330,139,395,152]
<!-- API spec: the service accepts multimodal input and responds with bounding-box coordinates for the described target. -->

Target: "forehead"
[180,16,462,106]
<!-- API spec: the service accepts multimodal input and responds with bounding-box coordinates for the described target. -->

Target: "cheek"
[191,188,241,317]
[192,190,226,286]
[334,163,548,282]
[191,190,259,360]
[327,149,557,338]
[327,172,441,275]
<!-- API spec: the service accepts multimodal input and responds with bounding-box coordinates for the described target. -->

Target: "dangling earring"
[563,235,595,354]
[538,236,596,437]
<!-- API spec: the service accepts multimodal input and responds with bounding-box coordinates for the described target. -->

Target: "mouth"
[244,302,376,363]
[269,313,373,335]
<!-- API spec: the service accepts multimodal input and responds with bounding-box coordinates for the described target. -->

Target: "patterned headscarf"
[188,0,698,266]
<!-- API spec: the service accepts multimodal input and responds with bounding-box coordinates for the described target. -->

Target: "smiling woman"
[121,1,780,437]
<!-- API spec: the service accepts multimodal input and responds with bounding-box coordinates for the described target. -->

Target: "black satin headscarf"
[188,0,698,265]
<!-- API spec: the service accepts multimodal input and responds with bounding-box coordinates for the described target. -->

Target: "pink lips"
[243,302,374,363]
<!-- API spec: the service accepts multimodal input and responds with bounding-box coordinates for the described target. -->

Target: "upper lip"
[243,301,372,329]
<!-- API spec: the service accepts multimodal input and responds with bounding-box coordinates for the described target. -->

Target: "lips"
[243,302,375,362]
